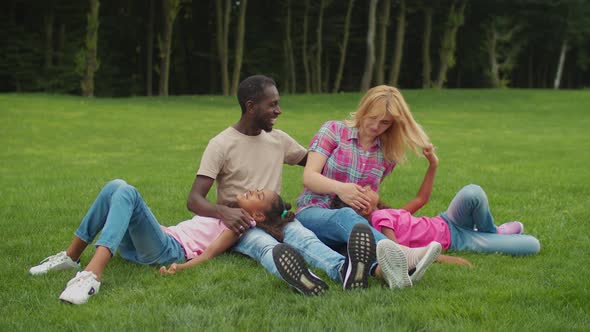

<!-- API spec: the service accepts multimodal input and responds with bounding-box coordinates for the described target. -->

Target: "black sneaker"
[342,223,376,290]
[272,244,329,296]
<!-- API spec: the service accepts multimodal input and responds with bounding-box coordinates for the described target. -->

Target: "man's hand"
[217,205,254,235]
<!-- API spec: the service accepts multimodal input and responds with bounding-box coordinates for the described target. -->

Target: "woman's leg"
[443,184,497,233]
[296,207,387,248]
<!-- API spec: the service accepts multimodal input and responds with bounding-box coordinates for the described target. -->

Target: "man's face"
[252,85,281,132]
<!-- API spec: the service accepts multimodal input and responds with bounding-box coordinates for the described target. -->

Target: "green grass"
[1,90,589,331]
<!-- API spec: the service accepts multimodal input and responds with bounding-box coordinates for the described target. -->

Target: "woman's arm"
[400,144,438,214]
[303,151,371,211]
[160,230,239,274]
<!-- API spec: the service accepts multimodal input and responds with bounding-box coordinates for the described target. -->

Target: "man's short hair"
[237,75,276,114]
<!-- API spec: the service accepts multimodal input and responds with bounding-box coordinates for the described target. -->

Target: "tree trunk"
[284,0,296,93]
[553,37,568,89]
[56,23,65,66]
[216,0,231,96]
[435,0,467,88]
[486,25,500,88]
[159,0,180,96]
[146,0,154,96]
[230,0,247,96]
[388,0,406,87]
[333,0,355,93]
[44,10,54,71]
[527,52,533,88]
[314,0,326,93]
[81,0,100,97]
[302,0,311,93]
[421,6,433,88]
[360,0,379,92]
[374,0,390,85]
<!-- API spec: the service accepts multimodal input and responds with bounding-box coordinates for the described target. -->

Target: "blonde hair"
[345,85,430,163]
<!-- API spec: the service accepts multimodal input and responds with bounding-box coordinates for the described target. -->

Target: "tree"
[388,0,406,87]
[230,0,247,96]
[81,0,100,97]
[374,0,390,86]
[216,0,231,95]
[146,0,155,96]
[332,0,355,92]
[483,16,523,88]
[360,0,379,92]
[435,0,467,88]
[283,0,296,93]
[301,0,311,93]
[420,3,434,88]
[158,0,181,96]
[313,0,327,93]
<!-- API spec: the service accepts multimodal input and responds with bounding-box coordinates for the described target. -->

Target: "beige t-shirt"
[197,127,307,205]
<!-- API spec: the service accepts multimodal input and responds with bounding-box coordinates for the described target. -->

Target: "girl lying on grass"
[332,147,541,263]
[29,179,300,305]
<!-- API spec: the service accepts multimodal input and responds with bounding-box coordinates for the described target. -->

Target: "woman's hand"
[160,263,179,275]
[335,183,371,211]
[423,144,438,167]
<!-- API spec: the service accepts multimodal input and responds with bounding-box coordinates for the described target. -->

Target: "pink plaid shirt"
[296,120,396,213]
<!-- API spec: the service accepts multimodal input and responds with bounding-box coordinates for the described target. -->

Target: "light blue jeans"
[233,219,345,282]
[295,207,387,270]
[440,184,541,255]
[75,179,185,265]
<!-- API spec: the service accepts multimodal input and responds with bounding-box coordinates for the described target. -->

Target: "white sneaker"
[59,271,101,305]
[29,251,80,275]
[410,242,442,284]
[377,240,412,289]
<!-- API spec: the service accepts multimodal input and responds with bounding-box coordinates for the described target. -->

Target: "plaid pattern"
[296,121,396,213]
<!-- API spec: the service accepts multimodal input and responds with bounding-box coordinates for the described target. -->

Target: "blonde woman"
[295,85,437,289]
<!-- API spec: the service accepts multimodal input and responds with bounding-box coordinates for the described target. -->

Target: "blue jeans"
[440,184,541,256]
[296,207,387,269]
[233,220,345,282]
[75,179,185,265]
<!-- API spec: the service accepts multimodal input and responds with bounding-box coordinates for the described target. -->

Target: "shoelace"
[67,272,95,288]
[40,252,65,266]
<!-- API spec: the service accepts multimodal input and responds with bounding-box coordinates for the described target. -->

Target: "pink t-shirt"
[162,216,229,260]
[370,209,452,250]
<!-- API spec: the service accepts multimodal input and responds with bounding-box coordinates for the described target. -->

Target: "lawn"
[1,90,589,331]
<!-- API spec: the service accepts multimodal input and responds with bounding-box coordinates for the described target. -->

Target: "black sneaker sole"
[272,244,329,296]
[343,223,376,290]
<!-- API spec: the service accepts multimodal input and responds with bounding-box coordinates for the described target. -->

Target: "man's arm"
[297,152,308,167]
[187,175,253,235]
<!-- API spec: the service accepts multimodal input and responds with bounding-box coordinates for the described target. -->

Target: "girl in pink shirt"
[29,179,324,305]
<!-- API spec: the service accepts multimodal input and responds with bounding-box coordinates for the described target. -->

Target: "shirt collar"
[348,126,382,149]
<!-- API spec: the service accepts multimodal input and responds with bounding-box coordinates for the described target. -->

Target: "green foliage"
[1,91,589,330]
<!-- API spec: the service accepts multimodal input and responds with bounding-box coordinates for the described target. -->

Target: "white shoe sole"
[410,242,441,284]
[377,240,412,289]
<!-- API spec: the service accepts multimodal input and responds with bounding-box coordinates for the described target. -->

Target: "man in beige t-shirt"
[197,126,306,206]
[186,75,391,295]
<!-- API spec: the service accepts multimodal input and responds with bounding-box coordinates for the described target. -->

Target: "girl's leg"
[74,179,130,248]
[443,184,497,233]
[448,224,540,255]
[93,181,184,266]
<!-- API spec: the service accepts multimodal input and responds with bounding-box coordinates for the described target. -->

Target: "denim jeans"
[233,219,345,282]
[440,184,541,256]
[296,207,387,270]
[75,179,185,265]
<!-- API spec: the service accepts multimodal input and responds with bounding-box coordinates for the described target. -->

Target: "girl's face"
[236,189,277,222]
[360,108,394,141]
